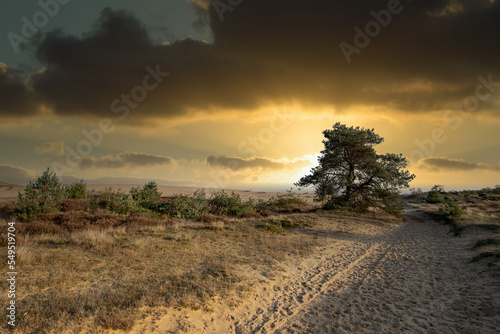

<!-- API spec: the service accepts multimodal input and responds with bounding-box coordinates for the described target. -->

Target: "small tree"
[438,196,463,219]
[130,181,162,209]
[65,179,89,199]
[425,185,445,204]
[15,168,65,219]
[295,123,415,215]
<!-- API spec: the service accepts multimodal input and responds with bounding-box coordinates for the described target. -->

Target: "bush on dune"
[165,192,209,219]
[65,179,89,200]
[438,196,464,219]
[208,190,256,217]
[426,185,445,204]
[258,193,308,211]
[15,168,65,220]
[130,181,162,209]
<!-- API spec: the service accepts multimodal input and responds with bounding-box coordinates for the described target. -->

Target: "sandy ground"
[0,182,23,198]
[129,201,500,334]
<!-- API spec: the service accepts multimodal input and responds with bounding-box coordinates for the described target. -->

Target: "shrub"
[263,194,308,210]
[426,185,445,204]
[96,188,147,215]
[208,190,256,217]
[376,190,404,216]
[65,179,89,199]
[130,181,162,209]
[438,196,464,219]
[167,191,209,219]
[322,196,357,212]
[409,187,423,194]
[475,186,500,195]
[192,189,210,216]
[153,190,258,219]
[150,190,208,219]
[15,168,65,220]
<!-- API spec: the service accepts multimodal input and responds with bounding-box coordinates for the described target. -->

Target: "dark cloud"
[0,63,40,116]
[207,155,309,171]
[0,164,36,185]
[77,152,172,169]
[420,156,500,172]
[2,1,500,119]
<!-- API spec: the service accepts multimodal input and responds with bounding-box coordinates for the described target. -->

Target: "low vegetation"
[15,168,65,220]
[0,169,360,333]
[418,185,500,265]
[0,168,411,332]
[15,168,497,332]
[425,185,445,204]
[438,196,464,220]
[1,202,397,333]
[65,179,90,200]
[12,169,310,228]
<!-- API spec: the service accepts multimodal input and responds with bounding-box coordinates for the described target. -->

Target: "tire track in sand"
[234,222,404,333]
[233,204,499,333]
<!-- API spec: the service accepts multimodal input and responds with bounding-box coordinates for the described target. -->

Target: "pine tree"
[16,168,65,219]
[295,123,415,215]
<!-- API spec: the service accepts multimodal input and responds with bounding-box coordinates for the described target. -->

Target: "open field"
[1,185,499,333]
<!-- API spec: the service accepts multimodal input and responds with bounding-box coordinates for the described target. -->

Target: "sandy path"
[133,204,500,333]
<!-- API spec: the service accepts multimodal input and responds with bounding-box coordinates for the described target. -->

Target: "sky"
[0,0,499,192]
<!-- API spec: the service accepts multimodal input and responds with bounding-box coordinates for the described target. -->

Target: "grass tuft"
[70,229,115,248]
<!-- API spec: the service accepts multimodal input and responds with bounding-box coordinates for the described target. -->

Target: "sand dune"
[0,182,23,198]
[130,201,500,333]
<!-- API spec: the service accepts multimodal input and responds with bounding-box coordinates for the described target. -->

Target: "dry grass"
[172,231,194,242]
[33,233,69,245]
[15,246,34,264]
[198,214,232,224]
[70,229,115,248]
[0,197,400,333]
[207,220,225,230]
